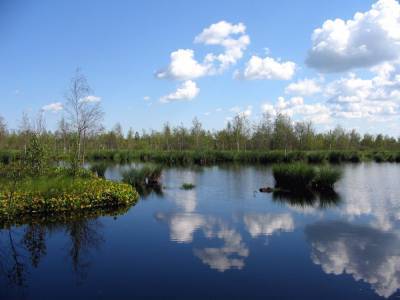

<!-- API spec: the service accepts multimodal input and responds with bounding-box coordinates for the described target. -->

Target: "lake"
[1,162,400,299]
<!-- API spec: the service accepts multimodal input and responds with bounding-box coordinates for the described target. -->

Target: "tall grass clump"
[272,163,316,190]
[312,166,342,191]
[306,151,326,163]
[272,163,341,192]
[122,164,162,188]
[90,162,108,178]
[181,183,195,190]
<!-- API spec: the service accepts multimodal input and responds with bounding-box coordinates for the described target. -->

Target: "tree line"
[1,71,399,158]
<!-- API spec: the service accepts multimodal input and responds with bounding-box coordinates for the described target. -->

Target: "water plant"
[122,164,162,188]
[90,162,108,178]
[312,166,342,191]
[272,163,342,192]
[181,183,195,190]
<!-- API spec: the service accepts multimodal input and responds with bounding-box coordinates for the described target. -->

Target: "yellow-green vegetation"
[0,134,139,220]
[0,174,139,219]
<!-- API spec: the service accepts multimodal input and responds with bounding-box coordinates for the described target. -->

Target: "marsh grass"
[272,163,342,192]
[272,163,316,191]
[181,183,195,190]
[90,162,108,178]
[122,164,162,188]
[312,166,342,191]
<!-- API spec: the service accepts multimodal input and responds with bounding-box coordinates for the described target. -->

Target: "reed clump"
[272,163,342,192]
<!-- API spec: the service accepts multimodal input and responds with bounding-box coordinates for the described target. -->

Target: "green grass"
[122,164,162,188]
[89,162,108,178]
[181,183,195,190]
[84,149,400,166]
[312,166,342,191]
[272,163,316,191]
[272,163,342,192]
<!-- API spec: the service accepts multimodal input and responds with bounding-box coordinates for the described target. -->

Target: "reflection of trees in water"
[65,219,104,283]
[0,209,116,290]
[22,225,47,268]
[0,229,27,288]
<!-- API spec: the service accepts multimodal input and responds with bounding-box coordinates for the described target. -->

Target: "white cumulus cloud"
[306,0,400,72]
[195,20,250,72]
[156,49,210,80]
[160,80,200,103]
[261,96,332,124]
[285,78,322,96]
[240,55,296,80]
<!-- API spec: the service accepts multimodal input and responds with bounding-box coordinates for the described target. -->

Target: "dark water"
[1,163,400,299]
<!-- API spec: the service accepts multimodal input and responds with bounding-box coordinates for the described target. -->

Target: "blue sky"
[1,0,400,135]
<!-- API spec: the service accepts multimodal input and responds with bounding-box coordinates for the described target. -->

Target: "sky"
[1,0,400,135]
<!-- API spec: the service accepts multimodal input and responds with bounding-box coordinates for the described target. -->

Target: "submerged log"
[259,187,274,193]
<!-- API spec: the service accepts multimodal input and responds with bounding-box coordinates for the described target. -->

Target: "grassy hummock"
[122,164,162,188]
[0,173,139,219]
[181,183,195,190]
[272,163,342,192]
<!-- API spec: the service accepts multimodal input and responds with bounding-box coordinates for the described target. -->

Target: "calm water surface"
[1,163,400,299]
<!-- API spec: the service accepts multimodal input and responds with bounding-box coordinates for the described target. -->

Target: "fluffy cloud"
[326,70,400,120]
[244,213,294,237]
[80,95,101,103]
[143,96,150,101]
[160,80,200,103]
[306,221,400,298]
[157,21,250,81]
[41,102,63,112]
[240,56,296,80]
[156,49,210,80]
[195,21,250,72]
[285,78,322,96]
[194,224,249,272]
[306,0,400,72]
[261,96,332,124]
[155,213,205,243]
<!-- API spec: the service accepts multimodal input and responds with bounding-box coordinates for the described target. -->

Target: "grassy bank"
[0,170,139,219]
[1,149,400,166]
[85,149,400,165]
